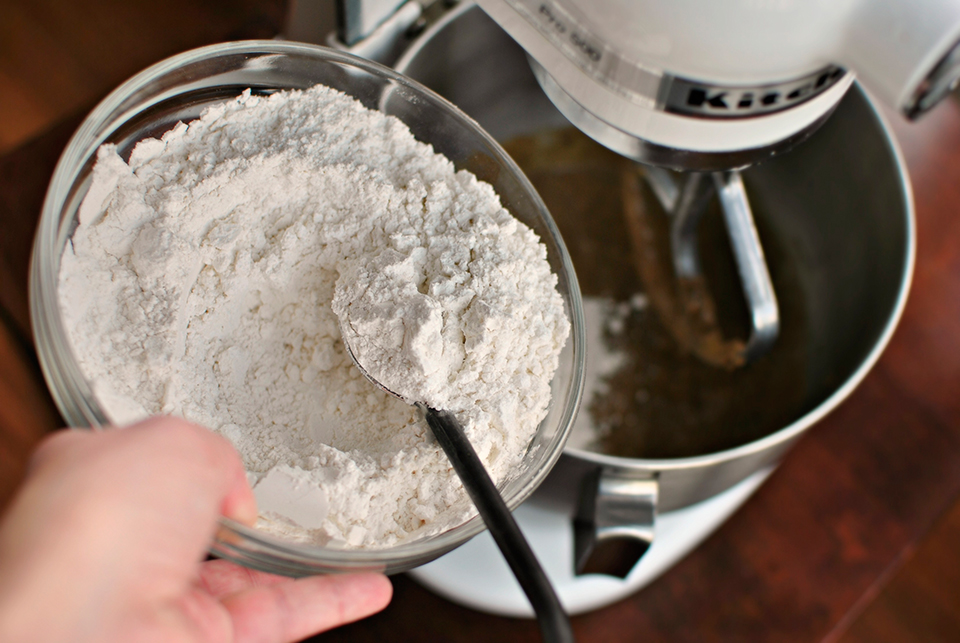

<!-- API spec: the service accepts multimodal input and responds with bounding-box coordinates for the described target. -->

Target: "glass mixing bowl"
[29,41,585,576]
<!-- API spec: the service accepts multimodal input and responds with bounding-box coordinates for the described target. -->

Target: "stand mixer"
[289,0,947,612]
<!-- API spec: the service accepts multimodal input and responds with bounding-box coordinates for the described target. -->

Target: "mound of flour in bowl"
[58,84,570,548]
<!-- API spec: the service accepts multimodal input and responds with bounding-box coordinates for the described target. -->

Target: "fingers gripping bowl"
[30,41,585,576]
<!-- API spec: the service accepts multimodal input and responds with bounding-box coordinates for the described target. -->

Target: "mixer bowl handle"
[573,467,658,578]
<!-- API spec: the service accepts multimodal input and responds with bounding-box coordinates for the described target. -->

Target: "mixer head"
[476,0,960,172]
[466,0,960,363]
[333,0,960,171]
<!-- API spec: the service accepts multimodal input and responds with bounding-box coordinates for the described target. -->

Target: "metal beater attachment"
[625,167,780,368]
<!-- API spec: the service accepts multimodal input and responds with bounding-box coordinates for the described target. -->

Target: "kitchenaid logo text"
[663,66,846,118]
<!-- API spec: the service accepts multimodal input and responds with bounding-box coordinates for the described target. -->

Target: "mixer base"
[408,466,774,616]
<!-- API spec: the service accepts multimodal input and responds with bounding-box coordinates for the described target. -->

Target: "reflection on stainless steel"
[714,171,780,362]
[669,173,715,279]
[337,0,409,45]
[574,469,657,578]
[329,0,423,65]
[642,166,680,212]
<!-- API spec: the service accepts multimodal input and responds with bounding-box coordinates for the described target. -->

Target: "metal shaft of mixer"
[642,167,781,366]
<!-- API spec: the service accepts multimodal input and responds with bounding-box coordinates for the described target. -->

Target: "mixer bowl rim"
[393,2,916,471]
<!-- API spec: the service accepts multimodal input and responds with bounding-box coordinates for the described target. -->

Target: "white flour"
[58,85,569,548]
[562,296,638,452]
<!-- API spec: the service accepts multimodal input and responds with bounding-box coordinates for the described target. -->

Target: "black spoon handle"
[419,404,575,643]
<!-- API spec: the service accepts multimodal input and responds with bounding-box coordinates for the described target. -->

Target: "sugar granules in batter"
[58,84,570,548]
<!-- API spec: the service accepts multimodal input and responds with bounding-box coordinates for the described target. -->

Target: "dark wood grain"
[3,2,960,640]
[837,497,960,643]
[0,118,79,511]
[0,317,61,512]
[0,0,287,154]
[0,116,82,337]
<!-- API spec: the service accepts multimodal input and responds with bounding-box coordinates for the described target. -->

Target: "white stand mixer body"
[476,0,960,164]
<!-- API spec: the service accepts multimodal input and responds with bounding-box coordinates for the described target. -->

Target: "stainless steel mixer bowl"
[395,2,914,573]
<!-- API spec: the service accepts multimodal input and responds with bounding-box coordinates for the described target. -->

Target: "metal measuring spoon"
[339,322,574,643]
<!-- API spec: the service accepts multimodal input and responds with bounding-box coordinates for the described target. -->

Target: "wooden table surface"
[3,6,960,642]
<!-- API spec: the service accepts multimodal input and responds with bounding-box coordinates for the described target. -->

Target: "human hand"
[0,417,391,643]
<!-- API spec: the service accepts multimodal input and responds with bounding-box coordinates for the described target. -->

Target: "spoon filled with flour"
[58,82,570,549]
[335,258,574,642]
